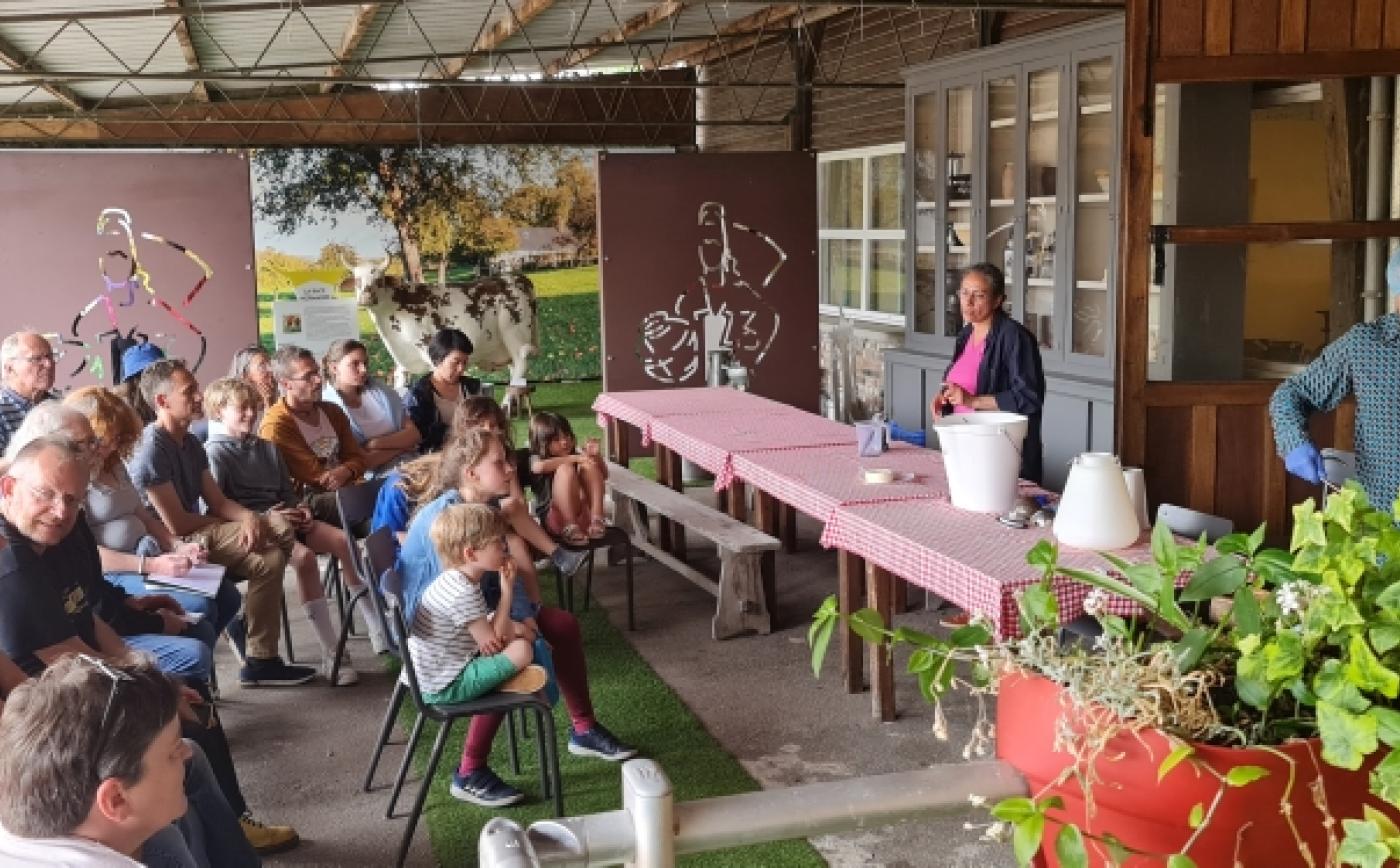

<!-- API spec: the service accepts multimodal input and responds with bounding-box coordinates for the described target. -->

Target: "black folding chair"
[378,564,561,868]
[553,526,636,630]
[323,478,388,686]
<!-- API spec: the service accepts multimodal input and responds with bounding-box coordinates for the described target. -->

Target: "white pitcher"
[1053,453,1141,550]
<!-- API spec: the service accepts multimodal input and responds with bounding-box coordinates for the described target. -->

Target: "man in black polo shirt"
[0,435,298,856]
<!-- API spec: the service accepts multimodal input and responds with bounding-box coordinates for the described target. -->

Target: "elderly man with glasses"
[0,331,59,455]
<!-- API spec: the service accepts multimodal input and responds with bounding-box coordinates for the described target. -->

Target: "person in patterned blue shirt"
[0,332,58,456]
[1269,249,1400,509]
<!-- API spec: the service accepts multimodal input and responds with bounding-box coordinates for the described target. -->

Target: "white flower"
[1276,583,1302,616]
[981,822,1010,842]
[1093,633,1112,651]
[1083,588,1110,618]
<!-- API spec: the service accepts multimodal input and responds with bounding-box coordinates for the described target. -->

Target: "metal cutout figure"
[637,202,784,384]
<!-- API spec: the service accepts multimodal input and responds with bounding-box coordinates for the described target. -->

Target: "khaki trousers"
[187,514,295,660]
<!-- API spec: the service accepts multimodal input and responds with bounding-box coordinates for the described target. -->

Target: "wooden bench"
[607,462,779,640]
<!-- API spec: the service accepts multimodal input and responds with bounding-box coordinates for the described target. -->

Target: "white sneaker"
[320,653,359,686]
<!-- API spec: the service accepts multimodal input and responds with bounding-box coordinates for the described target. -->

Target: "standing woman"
[404,328,483,453]
[322,338,420,471]
[931,262,1046,484]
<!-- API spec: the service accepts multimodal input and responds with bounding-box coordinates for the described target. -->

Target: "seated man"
[0,331,58,454]
[130,359,314,688]
[0,436,298,856]
[0,655,191,866]
[5,402,213,685]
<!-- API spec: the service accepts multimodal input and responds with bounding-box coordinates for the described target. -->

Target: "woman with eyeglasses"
[931,262,1046,484]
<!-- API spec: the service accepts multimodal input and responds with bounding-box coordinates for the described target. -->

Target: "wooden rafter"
[0,33,85,112]
[646,4,848,70]
[163,0,208,102]
[439,0,556,80]
[321,3,381,93]
[544,0,690,76]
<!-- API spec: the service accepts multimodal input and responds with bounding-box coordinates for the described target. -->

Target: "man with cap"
[1270,248,1400,509]
[0,331,58,455]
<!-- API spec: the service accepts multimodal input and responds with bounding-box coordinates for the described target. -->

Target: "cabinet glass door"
[943,82,976,337]
[1023,64,1061,351]
[984,71,1020,318]
[911,91,939,337]
[1070,53,1116,360]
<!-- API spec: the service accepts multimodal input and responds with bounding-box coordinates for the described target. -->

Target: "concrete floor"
[218,496,1016,867]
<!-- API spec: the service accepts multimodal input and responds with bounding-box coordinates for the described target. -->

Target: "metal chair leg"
[626,542,635,631]
[583,550,595,611]
[280,599,296,664]
[537,705,563,816]
[395,721,453,868]
[553,564,565,612]
[506,710,521,775]
[386,712,424,819]
[330,587,368,688]
[364,680,406,791]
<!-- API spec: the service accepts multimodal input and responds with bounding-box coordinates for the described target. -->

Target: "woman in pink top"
[930,262,1045,484]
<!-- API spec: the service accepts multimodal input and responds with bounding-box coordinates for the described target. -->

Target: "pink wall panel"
[0,151,258,389]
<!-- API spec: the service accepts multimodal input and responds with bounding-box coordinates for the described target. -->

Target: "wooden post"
[1116,0,1152,470]
[866,563,896,722]
[780,502,798,553]
[1321,78,1366,340]
[727,480,749,523]
[837,550,864,694]
[753,490,778,537]
[666,448,686,558]
[607,417,630,465]
[654,443,674,552]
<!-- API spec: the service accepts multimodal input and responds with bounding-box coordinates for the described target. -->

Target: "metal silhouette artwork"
[636,202,784,385]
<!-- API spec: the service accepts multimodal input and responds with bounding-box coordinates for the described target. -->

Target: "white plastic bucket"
[932,412,1028,514]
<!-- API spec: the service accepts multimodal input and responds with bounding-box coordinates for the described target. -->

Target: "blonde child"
[203,377,385,685]
[411,503,547,806]
[396,428,636,807]
[527,412,607,546]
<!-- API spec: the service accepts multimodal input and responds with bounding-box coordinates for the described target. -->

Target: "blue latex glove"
[1285,442,1326,484]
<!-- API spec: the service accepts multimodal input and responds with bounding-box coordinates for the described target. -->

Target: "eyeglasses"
[957,290,993,302]
[286,371,322,383]
[75,654,133,773]
[26,482,82,512]
[21,353,57,366]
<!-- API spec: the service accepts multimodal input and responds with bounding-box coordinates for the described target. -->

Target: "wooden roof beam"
[164,0,209,102]
[544,0,690,76]
[440,0,557,80]
[0,34,86,112]
[320,3,381,93]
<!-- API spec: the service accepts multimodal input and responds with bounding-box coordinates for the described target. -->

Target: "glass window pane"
[1025,66,1060,350]
[821,159,862,229]
[871,154,903,230]
[869,241,904,314]
[824,239,862,309]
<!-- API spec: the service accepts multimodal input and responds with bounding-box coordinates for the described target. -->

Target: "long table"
[594,387,1152,721]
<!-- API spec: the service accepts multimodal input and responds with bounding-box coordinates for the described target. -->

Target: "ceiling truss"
[0,0,1122,145]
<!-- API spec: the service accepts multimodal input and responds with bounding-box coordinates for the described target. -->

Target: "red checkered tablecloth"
[820,498,1156,639]
[729,442,953,523]
[647,412,859,490]
[592,388,801,445]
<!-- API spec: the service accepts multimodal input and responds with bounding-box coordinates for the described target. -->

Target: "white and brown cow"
[344,257,539,385]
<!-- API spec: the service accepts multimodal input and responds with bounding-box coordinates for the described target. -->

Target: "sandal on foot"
[498,664,549,695]
[587,517,607,539]
[558,524,588,547]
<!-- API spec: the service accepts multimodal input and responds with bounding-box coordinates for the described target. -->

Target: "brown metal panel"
[1189,405,1220,512]
[1205,0,1235,54]
[1355,0,1385,48]
[1232,0,1282,52]
[1384,0,1400,47]
[1214,404,1267,533]
[1158,0,1207,55]
[0,152,257,389]
[1308,0,1356,49]
[1279,0,1310,50]
[1156,47,1400,76]
[596,152,820,417]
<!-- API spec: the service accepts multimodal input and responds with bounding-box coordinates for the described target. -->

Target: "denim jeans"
[125,633,213,683]
[143,741,261,868]
[106,571,243,651]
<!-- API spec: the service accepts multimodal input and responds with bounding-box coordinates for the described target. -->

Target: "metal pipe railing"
[480,759,1028,867]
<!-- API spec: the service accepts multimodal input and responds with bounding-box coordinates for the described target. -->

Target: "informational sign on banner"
[271,275,360,358]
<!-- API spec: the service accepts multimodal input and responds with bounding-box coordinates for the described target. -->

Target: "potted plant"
[810,483,1400,867]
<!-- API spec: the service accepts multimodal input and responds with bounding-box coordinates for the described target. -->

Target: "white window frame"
[818,142,906,328]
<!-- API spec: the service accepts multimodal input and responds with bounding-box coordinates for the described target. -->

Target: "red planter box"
[995,670,1388,867]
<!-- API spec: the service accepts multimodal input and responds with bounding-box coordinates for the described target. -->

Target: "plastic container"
[887,421,927,448]
[932,412,1028,514]
[1053,452,1140,550]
